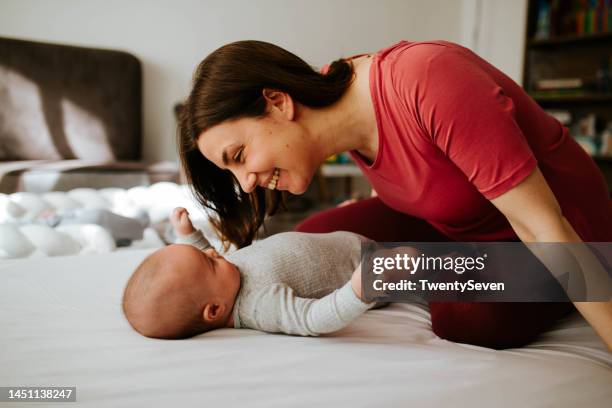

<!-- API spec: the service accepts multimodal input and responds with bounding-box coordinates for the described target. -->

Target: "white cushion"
[9,192,53,220]
[0,224,36,259]
[126,186,152,208]
[41,192,82,211]
[0,193,27,222]
[68,188,111,209]
[56,224,116,254]
[19,225,81,256]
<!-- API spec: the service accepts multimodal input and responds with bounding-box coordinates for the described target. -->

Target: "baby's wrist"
[176,230,195,239]
[175,225,196,237]
[351,269,364,301]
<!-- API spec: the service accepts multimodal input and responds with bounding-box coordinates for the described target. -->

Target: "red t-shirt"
[345,40,611,241]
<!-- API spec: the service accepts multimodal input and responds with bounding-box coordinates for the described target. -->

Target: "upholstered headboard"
[0,37,142,161]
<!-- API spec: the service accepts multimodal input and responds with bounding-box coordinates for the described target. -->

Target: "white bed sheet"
[1,249,610,408]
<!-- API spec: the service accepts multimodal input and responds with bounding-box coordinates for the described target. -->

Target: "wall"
[0,0,525,163]
[461,0,528,84]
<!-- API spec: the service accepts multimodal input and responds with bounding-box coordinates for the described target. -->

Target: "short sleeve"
[416,48,537,199]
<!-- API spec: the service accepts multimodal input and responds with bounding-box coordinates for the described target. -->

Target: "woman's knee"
[294,205,343,234]
[429,302,573,350]
[295,197,448,241]
[294,197,390,236]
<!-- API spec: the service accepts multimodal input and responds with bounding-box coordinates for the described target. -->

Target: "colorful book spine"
[576,0,587,34]
[535,0,551,39]
[603,0,612,32]
[595,0,604,32]
[585,0,594,34]
[538,0,611,38]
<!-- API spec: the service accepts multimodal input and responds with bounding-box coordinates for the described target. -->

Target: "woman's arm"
[490,167,612,350]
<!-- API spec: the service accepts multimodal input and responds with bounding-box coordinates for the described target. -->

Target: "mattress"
[1,249,610,408]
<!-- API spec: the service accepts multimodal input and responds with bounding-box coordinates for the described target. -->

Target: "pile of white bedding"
[0,182,220,259]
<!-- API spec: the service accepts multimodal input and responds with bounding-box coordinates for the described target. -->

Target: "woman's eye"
[233,148,244,163]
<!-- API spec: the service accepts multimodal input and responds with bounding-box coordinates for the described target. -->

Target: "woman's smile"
[266,168,280,190]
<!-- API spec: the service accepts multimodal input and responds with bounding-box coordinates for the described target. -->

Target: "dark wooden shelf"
[593,155,612,164]
[527,31,612,47]
[523,1,612,192]
[529,92,612,103]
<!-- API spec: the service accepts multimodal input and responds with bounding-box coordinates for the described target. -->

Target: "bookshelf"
[523,0,612,189]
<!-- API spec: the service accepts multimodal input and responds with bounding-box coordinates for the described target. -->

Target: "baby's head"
[122,244,240,339]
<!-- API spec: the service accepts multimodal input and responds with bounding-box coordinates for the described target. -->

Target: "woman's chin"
[289,186,307,195]
[277,172,311,195]
[287,177,310,195]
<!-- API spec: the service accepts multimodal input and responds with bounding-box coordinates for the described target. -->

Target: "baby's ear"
[202,302,226,324]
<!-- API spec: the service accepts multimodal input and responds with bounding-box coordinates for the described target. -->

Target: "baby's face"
[164,244,240,306]
[124,244,241,339]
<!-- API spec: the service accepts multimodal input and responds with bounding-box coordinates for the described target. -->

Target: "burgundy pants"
[295,197,574,349]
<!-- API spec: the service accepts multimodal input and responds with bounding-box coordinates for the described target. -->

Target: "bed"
[1,248,611,408]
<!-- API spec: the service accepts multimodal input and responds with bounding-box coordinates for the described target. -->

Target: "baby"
[122,207,375,339]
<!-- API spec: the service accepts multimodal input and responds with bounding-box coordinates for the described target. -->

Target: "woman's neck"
[298,57,378,164]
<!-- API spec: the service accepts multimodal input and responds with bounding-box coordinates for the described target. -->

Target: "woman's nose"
[238,171,257,193]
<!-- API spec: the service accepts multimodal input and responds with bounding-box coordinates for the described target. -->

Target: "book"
[537,78,584,89]
[545,110,573,124]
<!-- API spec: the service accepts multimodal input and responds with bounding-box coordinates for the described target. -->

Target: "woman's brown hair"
[178,40,355,249]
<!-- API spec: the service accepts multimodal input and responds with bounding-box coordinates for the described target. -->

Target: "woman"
[177,39,612,350]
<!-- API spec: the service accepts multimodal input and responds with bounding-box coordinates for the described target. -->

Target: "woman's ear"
[202,302,227,325]
[262,88,295,120]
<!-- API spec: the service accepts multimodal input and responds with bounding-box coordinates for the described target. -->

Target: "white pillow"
[41,192,82,212]
[126,186,153,209]
[98,188,133,213]
[0,224,36,259]
[9,192,53,220]
[0,193,27,222]
[146,182,186,223]
[98,187,126,203]
[56,224,116,254]
[19,224,82,256]
[68,188,111,209]
[127,227,166,249]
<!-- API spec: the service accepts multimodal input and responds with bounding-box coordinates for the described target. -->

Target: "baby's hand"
[170,207,196,237]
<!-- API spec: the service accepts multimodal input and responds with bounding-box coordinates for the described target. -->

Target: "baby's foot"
[170,207,196,237]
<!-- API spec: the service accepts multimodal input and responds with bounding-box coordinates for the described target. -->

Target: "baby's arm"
[246,266,374,336]
[175,229,212,252]
[170,207,212,251]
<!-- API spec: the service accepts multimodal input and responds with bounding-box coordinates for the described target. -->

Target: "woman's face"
[197,93,319,195]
